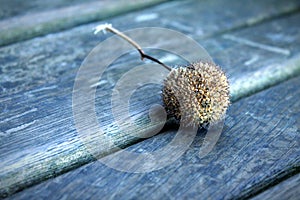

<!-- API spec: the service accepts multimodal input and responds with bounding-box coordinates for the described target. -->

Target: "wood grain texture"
[251,173,300,200]
[9,75,300,200]
[0,0,97,20]
[1,0,300,197]
[1,0,300,97]
[0,0,169,47]
[1,0,300,47]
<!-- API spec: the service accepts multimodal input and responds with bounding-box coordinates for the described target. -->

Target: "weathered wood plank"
[1,0,300,197]
[0,0,101,20]
[0,0,169,47]
[1,0,300,47]
[251,173,300,200]
[9,74,300,200]
[0,0,96,20]
[1,0,300,96]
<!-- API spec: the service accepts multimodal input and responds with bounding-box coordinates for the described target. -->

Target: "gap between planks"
[1,0,300,197]
[250,172,300,200]
[1,0,300,47]
[8,73,300,200]
[0,0,169,47]
[1,54,300,198]
[206,6,300,40]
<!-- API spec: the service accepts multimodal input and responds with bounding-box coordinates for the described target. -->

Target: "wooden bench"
[1,0,299,199]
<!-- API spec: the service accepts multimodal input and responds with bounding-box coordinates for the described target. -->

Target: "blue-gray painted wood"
[0,0,169,47]
[1,0,300,198]
[251,174,300,200]
[9,75,300,200]
[0,0,102,20]
[1,0,300,47]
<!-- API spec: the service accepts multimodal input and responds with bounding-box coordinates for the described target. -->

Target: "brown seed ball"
[162,61,230,127]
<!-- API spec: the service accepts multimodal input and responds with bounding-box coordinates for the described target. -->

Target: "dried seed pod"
[162,62,230,126]
[94,24,230,127]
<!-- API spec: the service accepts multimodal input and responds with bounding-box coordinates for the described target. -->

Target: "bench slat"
[0,0,169,47]
[251,174,300,200]
[9,75,300,200]
[1,0,300,197]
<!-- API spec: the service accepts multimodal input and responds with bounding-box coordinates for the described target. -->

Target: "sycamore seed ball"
[162,62,230,127]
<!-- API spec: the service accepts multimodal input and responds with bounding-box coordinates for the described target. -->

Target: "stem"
[97,25,172,71]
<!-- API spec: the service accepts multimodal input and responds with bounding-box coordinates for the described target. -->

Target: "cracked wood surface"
[251,173,300,200]
[1,0,300,198]
[0,0,169,47]
[9,74,300,200]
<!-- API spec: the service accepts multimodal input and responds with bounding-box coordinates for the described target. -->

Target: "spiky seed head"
[162,61,230,127]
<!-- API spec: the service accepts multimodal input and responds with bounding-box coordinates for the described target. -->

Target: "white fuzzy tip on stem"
[94,23,113,34]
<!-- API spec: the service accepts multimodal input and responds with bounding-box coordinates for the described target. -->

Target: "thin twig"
[94,23,172,71]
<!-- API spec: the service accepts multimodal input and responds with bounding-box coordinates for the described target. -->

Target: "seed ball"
[162,61,230,127]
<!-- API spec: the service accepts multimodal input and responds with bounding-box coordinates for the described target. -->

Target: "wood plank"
[1,0,300,97]
[251,173,300,200]
[1,0,300,197]
[0,0,97,20]
[0,0,169,47]
[9,74,300,200]
[1,0,300,47]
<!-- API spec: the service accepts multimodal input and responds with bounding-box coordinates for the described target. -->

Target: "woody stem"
[105,26,172,71]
